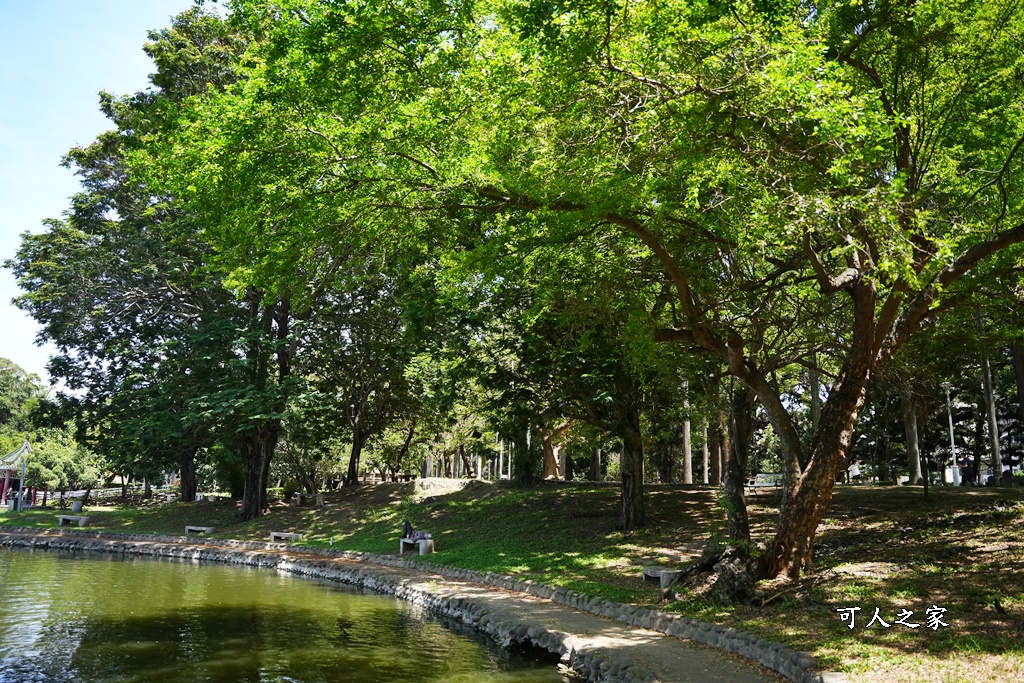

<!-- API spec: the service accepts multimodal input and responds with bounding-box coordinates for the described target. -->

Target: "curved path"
[0,529,824,683]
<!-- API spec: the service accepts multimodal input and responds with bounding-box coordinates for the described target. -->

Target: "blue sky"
[0,0,198,384]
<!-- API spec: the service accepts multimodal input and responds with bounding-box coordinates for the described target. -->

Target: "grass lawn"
[2,479,1022,682]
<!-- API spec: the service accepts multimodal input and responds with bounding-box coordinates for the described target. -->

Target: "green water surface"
[0,548,566,683]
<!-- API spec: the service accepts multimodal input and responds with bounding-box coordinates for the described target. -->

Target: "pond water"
[0,548,566,683]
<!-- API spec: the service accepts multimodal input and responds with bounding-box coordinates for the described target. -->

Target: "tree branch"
[803,232,860,292]
[879,221,1024,363]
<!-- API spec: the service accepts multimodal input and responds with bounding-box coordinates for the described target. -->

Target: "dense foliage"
[9,0,1024,579]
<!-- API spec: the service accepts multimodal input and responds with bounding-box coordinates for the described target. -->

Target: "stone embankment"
[0,528,846,683]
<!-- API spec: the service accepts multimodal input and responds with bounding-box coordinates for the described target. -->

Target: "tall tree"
[463,0,1024,578]
[4,8,298,513]
[0,359,44,439]
[132,0,1024,579]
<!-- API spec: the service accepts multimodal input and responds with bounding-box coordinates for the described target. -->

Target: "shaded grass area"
[677,486,1024,683]
[2,481,1023,682]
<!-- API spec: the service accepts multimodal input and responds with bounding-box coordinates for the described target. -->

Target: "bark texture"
[589,447,601,481]
[178,444,199,503]
[709,422,722,486]
[981,352,1002,485]
[903,392,923,486]
[238,422,279,521]
[618,408,646,531]
[344,431,365,486]
[723,386,754,542]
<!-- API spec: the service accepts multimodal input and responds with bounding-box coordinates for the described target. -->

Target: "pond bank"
[0,528,838,683]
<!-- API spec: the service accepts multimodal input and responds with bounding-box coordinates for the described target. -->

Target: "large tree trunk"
[759,354,871,580]
[178,444,199,503]
[238,423,279,521]
[303,465,318,495]
[723,386,753,542]
[904,391,923,485]
[235,293,290,518]
[981,352,1002,485]
[513,428,539,485]
[589,446,601,481]
[618,407,646,531]
[240,450,263,521]
[709,421,722,486]
[978,313,1002,485]
[344,431,365,486]
[396,420,416,475]
[459,443,475,478]
[655,438,673,483]
[542,430,559,479]
[259,441,275,511]
[710,374,725,485]
[542,419,572,479]
[877,428,890,482]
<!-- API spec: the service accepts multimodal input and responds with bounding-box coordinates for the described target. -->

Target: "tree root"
[670,542,766,606]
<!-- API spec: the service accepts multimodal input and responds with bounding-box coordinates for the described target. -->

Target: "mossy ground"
[3,480,1022,682]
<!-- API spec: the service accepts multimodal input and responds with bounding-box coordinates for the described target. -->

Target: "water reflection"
[0,549,565,683]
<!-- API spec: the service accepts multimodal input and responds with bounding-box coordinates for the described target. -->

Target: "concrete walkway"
[0,529,795,683]
[397,569,786,683]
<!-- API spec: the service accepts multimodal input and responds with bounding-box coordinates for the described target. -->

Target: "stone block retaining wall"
[0,528,843,683]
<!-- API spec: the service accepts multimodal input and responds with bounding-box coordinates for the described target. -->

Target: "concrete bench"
[269,531,303,542]
[745,473,783,493]
[58,515,90,527]
[642,566,682,588]
[185,525,215,535]
[400,537,435,555]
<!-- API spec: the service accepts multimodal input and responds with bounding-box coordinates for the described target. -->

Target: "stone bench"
[58,515,90,527]
[184,525,215,535]
[745,473,783,494]
[288,493,323,509]
[642,566,682,588]
[400,537,435,555]
[270,531,303,542]
[292,493,324,507]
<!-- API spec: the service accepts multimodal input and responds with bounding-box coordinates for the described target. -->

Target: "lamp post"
[943,382,961,486]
